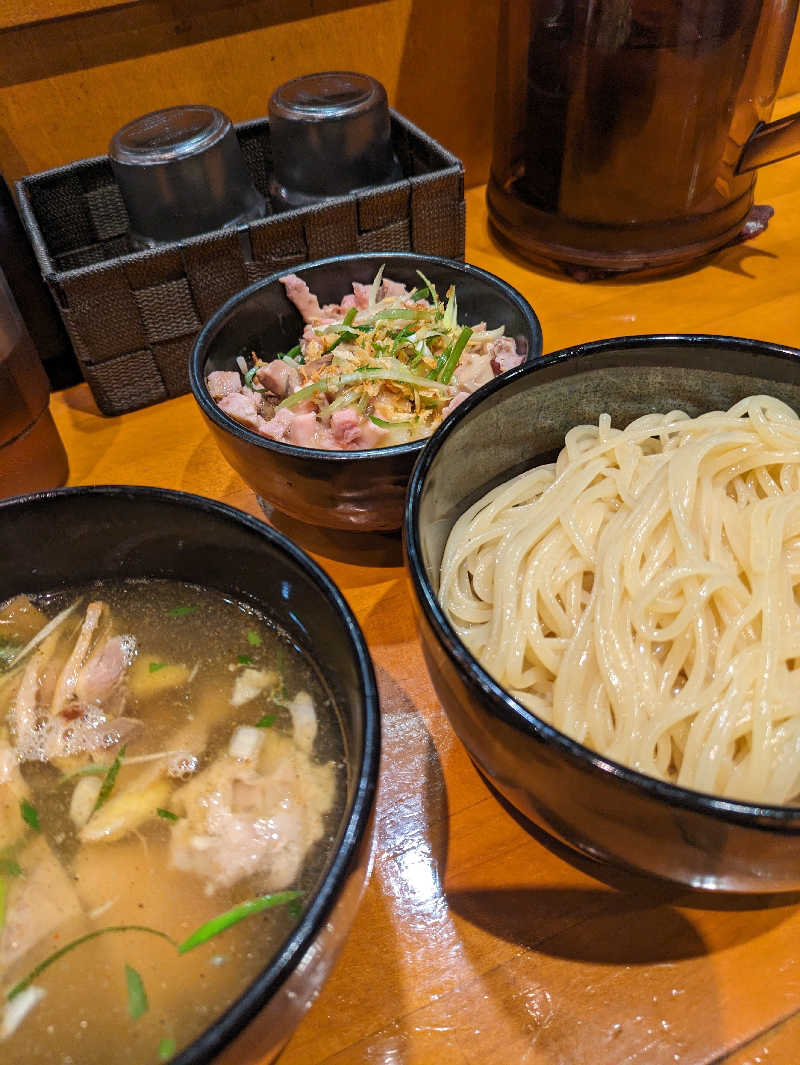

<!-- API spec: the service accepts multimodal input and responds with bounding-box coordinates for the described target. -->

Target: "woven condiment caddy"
[16,111,466,416]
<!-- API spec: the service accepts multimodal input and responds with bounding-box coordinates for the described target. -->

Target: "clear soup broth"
[0,580,347,1065]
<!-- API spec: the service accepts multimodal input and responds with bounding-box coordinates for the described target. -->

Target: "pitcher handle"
[736,110,800,174]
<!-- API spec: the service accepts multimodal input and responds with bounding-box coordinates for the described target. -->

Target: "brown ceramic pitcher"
[488,0,800,274]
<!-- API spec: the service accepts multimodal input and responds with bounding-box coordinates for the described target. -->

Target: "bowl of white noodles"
[404,334,800,893]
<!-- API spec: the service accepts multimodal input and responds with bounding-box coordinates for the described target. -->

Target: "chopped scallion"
[125,964,149,1020]
[158,1037,177,1061]
[93,746,126,813]
[342,306,357,326]
[246,630,262,647]
[237,654,252,665]
[8,925,176,1000]
[438,326,473,384]
[20,798,39,832]
[149,662,166,673]
[177,892,302,954]
[255,714,275,729]
[156,808,179,822]
[168,606,196,617]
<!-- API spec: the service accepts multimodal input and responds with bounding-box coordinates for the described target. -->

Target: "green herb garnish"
[437,326,473,384]
[158,1037,177,1061]
[93,746,126,813]
[255,714,275,729]
[20,798,39,832]
[125,964,149,1020]
[168,606,196,617]
[149,662,166,673]
[177,892,302,954]
[246,630,262,647]
[156,808,179,822]
[281,344,302,362]
[342,306,357,326]
[237,654,252,665]
[243,363,261,389]
[8,925,177,1000]
[369,415,413,430]
[59,763,109,787]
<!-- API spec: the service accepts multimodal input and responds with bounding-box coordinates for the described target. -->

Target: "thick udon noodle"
[440,395,800,805]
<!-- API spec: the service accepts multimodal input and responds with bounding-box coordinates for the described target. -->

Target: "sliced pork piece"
[453,345,495,393]
[51,602,109,715]
[441,390,470,418]
[74,634,136,709]
[290,411,323,448]
[257,407,295,442]
[255,360,301,399]
[0,835,87,979]
[206,370,243,400]
[217,390,262,431]
[351,282,371,309]
[169,699,335,893]
[331,408,363,448]
[488,335,524,374]
[280,274,322,322]
[381,278,409,300]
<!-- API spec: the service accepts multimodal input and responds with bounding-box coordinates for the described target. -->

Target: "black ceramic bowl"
[405,334,800,893]
[190,253,542,532]
[0,486,380,1063]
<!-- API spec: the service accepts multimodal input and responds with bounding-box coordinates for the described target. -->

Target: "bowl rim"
[189,250,544,462]
[404,332,800,830]
[0,484,381,1064]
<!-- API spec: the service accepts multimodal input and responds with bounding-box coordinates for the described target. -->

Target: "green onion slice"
[158,1037,177,1061]
[149,662,166,673]
[255,714,275,729]
[246,630,262,647]
[278,367,450,411]
[8,925,176,1000]
[20,798,39,832]
[93,745,126,813]
[369,415,413,429]
[438,326,473,384]
[156,808,179,822]
[125,964,149,1020]
[177,891,302,954]
[168,606,196,617]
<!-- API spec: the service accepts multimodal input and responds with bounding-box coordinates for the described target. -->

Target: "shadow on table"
[446,778,799,966]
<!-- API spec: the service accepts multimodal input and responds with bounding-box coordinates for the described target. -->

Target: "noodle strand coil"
[439,396,800,805]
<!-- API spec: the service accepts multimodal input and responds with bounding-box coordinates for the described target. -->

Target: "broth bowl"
[404,334,800,893]
[189,252,542,532]
[0,486,380,1063]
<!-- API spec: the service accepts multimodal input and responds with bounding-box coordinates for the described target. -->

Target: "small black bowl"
[0,486,380,1063]
[404,334,800,893]
[190,253,542,532]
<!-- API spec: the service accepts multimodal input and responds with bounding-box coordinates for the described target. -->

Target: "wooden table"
[49,145,800,1065]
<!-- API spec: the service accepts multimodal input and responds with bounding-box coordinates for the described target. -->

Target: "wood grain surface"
[46,152,800,1065]
[1,1,799,190]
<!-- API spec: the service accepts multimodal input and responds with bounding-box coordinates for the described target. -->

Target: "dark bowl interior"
[190,252,543,531]
[405,334,800,893]
[0,486,380,1063]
